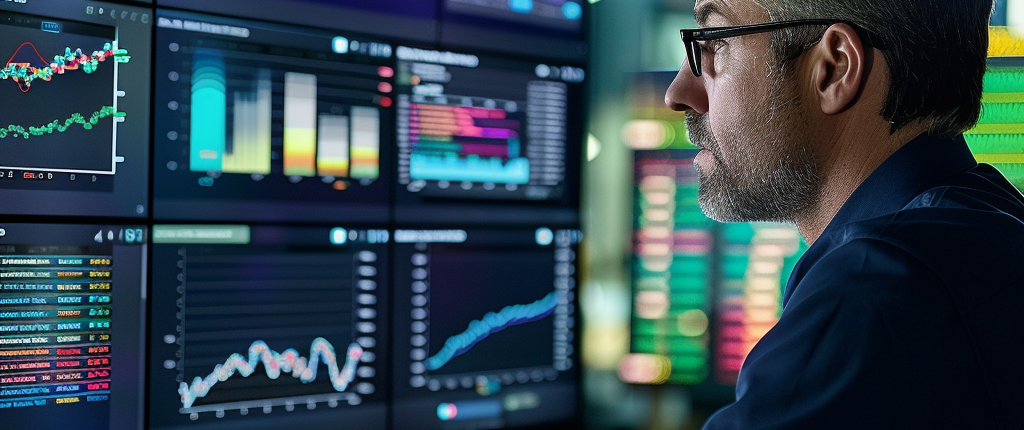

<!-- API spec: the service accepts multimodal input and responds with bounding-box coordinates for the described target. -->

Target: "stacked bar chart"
[350,106,381,179]
[224,71,272,175]
[182,52,384,180]
[408,102,529,184]
[317,114,351,177]
[283,72,318,177]
[189,50,226,172]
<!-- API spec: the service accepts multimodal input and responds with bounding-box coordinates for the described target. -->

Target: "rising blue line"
[425,291,559,371]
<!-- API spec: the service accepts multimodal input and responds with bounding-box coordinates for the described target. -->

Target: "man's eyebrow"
[694,0,731,27]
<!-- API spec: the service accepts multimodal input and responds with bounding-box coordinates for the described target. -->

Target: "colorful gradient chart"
[965,57,1024,190]
[180,338,363,409]
[408,102,529,184]
[626,150,715,385]
[715,224,802,384]
[425,291,560,371]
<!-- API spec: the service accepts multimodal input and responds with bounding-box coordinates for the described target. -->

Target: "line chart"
[425,290,560,371]
[179,338,363,408]
[0,106,121,139]
[1,42,129,92]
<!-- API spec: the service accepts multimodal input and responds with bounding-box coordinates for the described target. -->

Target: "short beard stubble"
[687,77,821,224]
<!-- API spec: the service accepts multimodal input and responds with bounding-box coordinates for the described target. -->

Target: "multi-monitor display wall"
[0,0,587,429]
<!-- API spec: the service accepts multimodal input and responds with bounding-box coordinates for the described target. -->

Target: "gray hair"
[751,0,993,137]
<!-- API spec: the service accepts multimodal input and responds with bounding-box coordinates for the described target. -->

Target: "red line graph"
[4,42,47,93]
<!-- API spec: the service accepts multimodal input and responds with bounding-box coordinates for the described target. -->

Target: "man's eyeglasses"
[680,19,885,77]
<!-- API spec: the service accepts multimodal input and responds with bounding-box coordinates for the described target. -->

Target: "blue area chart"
[179,338,363,408]
[425,291,559,371]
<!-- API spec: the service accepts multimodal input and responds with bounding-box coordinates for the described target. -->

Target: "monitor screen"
[148,225,389,429]
[155,0,438,43]
[966,56,1024,191]
[0,2,151,217]
[394,46,585,225]
[445,0,584,33]
[152,10,395,222]
[440,0,588,61]
[623,149,805,397]
[390,227,581,429]
[0,222,146,430]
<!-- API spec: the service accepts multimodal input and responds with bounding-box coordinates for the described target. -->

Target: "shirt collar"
[782,133,977,306]
[822,133,978,233]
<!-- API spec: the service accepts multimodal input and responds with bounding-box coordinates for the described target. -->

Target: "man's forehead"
[694,0,761,27]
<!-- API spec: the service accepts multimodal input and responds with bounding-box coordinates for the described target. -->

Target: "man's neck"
[793,121,928,245]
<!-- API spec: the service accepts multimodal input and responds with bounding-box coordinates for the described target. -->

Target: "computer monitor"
[0,1,151,217]
[148,224,389,429]
[623,149,805,402]
[394,46,585,225]
[152,9,395,222]
[390,227,581,429]
[0,222,147,430]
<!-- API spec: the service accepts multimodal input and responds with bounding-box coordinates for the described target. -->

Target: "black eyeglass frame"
[680,19,885,77]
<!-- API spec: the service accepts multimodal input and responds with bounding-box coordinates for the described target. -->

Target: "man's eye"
[704,40,726,53]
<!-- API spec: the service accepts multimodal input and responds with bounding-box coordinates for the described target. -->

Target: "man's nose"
[664,61,709,114]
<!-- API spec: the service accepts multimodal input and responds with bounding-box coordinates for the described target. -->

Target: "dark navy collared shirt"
[703,134,1024,429]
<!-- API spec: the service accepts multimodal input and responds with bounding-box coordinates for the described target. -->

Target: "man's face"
[666,0,821,223]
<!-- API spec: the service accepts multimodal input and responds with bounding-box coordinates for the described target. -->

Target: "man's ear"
[808,24,868,115]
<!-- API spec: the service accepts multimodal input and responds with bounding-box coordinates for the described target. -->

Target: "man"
[665,0,1024,428]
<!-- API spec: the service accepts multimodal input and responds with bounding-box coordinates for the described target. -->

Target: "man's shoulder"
[816,165,1024,311]
[834,164,1024,263]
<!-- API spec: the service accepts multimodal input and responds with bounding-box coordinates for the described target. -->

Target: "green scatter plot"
[0,106,117,140]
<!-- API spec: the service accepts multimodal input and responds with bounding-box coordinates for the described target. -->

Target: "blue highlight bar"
[410,153,530,184]
[509,0,534,14]
[437,400,503,421]
[189,50,226,172]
